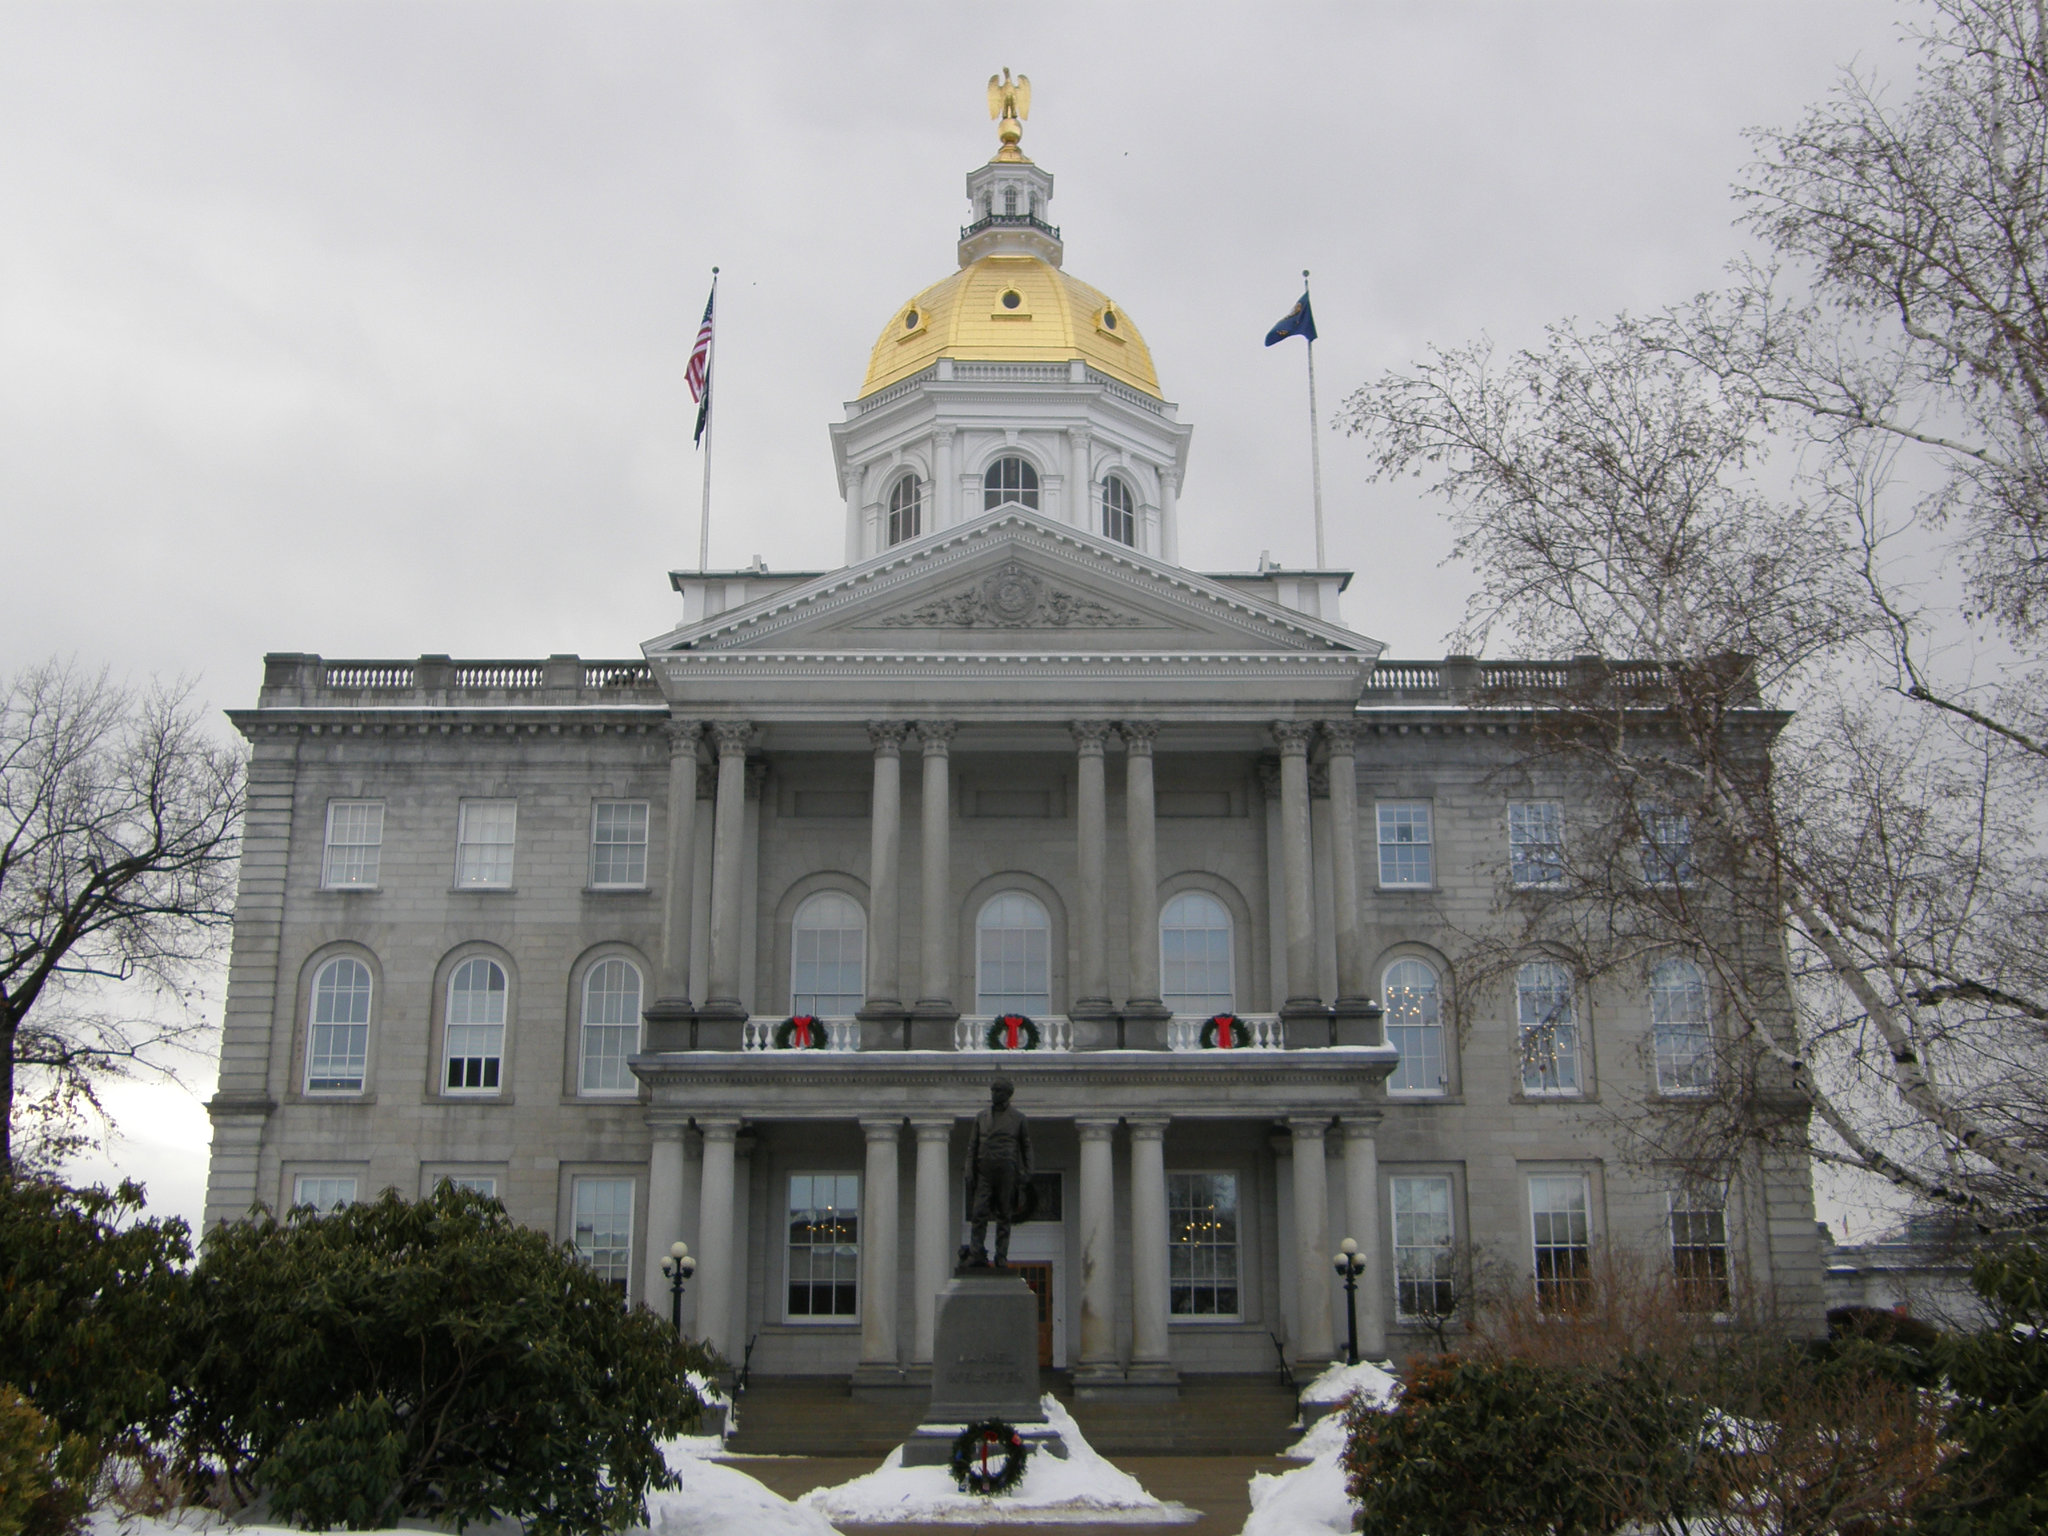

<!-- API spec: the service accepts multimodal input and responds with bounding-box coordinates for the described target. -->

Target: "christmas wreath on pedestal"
[1200,1013,1248,1049]
[949,1418,1031,1496]
[774,1014,829,1050]
[986,1013,1040,1051]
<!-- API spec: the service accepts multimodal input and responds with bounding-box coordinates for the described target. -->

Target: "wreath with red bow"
[1199,1013,1248,1049]
[985,1013,1041,1051]
[774,1014,829,1050]
[949,1417,1031,1496]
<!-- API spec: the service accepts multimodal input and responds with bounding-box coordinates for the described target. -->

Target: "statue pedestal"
[899,1271,1066,1466]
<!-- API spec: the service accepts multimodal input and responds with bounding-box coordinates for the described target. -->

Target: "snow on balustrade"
[741,1018,862,1052]
[953,1015,1074,1051]
[1166,1014,1286,1050]
[583,660,654,688]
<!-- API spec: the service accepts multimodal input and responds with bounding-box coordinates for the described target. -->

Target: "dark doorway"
[1012,1261,1055,1367]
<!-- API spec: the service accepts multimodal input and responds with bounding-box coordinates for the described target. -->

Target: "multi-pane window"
[976,892,1051,1014]
[1530,1174,1593,1312]
[1383,959,1446,1094]
[445,1175,498,1199]
[983,456,1040,510]
[786,1173,860,1319]
[1161,891,1233,1014]
[306,956,373,1093]
[888,474,922,546]
[1391,1175,1457,1320]
[579,958,643,1094]
[1508,801,1565,889]
[292,1175,358,1212]
[1102,476,1136,545]
[792,892,865,1015]
[444,957,507,1093]
[455,800,517,888]
[1516,961,1581,1095]
[1377,802,1434,887]
[1640,809,1696,887]
[321,801,384,888]
[1651,959,1713,1093]
[1168,1172,1240,1317]
[572,1177,634,1296]
[590,801,649,888]
[1670,1189,1731,1313]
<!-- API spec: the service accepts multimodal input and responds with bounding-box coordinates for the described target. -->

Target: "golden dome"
[858,253,1162,401]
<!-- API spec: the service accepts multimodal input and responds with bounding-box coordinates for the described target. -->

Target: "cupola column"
[934,428,957,532]
[1069,428,1092,535]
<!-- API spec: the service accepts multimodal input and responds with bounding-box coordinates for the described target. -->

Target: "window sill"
[1387,1091,1460,1104]
[317,884,381,894]
[774,1318,862,1329]
[1514,1091,1595,1105]
[1375,884,1437,895]
[449,885,517,894]
[1650,1087,1715,1103]
[567,1092,647,1105]
[1165,1315,1246,1326]
[430,1093,516,1106]
[295,1091,377,1106]
[583,885,651,896]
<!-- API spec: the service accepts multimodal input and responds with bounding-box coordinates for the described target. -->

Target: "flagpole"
[697,266,720,574]
[1303,268,1325,568]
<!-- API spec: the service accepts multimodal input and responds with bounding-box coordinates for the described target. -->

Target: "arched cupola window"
[888,474,922,546]
[984,457,1040,511]
[1101,475,1137,546]
[1004,186,1019,216]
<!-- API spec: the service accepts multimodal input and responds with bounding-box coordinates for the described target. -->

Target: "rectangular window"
[292,1175,358,1212]
[1530,1174,1593,1313]
[321,801,384,888]
[1640,809,1696,887]
[1377,802,1434,888]
[1516,962,1582,1096]
[455,800,517,888]
[590,801,649,888]
[1508,801,1564,889]
[1670,1191,1731,1313]
[786,1173,860,1319]
[1391,1175,1457,1321]
[1168,1172,1240,1318]
[572,1177,634,1295]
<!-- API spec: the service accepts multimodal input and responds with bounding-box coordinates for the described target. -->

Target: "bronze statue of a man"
[963,1077,1033,1269]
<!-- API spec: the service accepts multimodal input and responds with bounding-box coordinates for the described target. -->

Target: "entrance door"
[1012,1261,1055,1367]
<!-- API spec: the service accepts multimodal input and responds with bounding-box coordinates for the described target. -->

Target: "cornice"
[226,709,668,741]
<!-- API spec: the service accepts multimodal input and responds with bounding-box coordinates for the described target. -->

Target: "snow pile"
[1244,1446,1355,1536]
[799,1396,1194,1525]
[1281,1409,1349,1462]
[1297,1358,1400,1411]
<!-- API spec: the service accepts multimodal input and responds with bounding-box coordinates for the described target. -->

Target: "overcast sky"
[6,1,1922,1234]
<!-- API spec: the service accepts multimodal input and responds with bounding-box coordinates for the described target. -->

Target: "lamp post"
[660,1241,696,1338]
[1332,1237,1366,1366]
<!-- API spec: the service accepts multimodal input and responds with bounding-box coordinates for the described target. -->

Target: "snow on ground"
[800,1395,1196,1526]
[1296,1358,1400,1411]
[1243,1444,1354,1536]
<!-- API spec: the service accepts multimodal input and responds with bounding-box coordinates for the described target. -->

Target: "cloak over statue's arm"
[1019,1114,1034,1181]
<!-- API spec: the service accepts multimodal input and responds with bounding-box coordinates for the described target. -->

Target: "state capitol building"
[202,95,1824,1393]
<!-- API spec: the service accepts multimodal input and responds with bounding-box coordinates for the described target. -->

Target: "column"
[911,1118,954,1365]
[705,720,754,1016]
[1159,470,1180,564]
[857,1118,902,1375]
[1122,721,1163,1013]
[652,720,701,1013]
[1127,1118,1174,1382]
[1069,427,1092,532]
[694,1118,740,1357]
[865,722,907,1014]
[1076,1119,1119,1380]
[1272,722,1320,1011]
[1288,1117,1336,1365]
[645,1120,688,1313]
[1340,1115,1386,1359]
[935,428,956,530]
[1072,721,1113,1012]
[915,720,957,1013]
[1323,722,1369,1007]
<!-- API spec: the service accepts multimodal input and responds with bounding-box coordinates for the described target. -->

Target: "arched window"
[306,956,372,1093]
[1161,891,1233,1013]
[1383,958,1445,1094]
[1651,959,1712,1092]
[887,474,922,546]
[1515,961,1580,1096]
[444,957,507,1093]
[976,892,1050,1015]
[792,891,865,1015]
[1101,475,1137,546]
[983,457,1040,510]
[579,957,643,1094]
[1003,185,1018,216]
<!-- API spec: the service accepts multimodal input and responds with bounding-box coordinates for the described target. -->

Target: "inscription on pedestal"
[925,1273,1044,1424]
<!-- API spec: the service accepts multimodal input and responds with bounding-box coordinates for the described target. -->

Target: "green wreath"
[949,1417,1031,1496]
[1200,1012,1248,1049]
[986,1013,1040,1051]
[773,1014,829,1050]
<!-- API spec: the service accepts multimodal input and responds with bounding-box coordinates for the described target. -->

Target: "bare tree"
[0,660,244,1173]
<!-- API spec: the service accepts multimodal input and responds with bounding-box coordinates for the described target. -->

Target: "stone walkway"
[734,1453,1296,1534]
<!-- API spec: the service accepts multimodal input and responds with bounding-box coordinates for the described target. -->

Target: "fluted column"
[705,721,754,1016]
[865,722,907,1013]
[915,720,957,1014]
[654,721,702,1012]
[1076,1118,1119,1381]
[1324,721,1369,1007]
[934,428,955,531]
[1069,427,1092,532]
[694,1118,740,1357]
[911,1118,953,1365]
[1122,721,1164,1013]
[1289,1117,1336,1366]
[857,1118,902,1375]
[1128,1118,1174,1382]
[1340,1115,1386,1359]
[644,1119,688,1313]
[1272,722,1320,1011]
[1072,721,1113,1013]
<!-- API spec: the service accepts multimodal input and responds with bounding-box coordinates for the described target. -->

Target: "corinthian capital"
[663,718,703,760]
[915,719,957,755]
[1322,718,1361,753]
[867,720,909,757]
[1118,719,1159,756]
[1071,719,1114,755]
[1271,720,1316,756]
[711,719,755,756]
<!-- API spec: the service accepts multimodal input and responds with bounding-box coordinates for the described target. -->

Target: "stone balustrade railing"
[1165,1014,1286,1050]
[742,1018,863,1052]
[953,1015,1076,1052]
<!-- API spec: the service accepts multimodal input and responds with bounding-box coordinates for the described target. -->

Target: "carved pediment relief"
[871,561,1147,630]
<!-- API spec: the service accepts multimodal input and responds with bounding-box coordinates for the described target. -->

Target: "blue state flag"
[1264,291,1317,346]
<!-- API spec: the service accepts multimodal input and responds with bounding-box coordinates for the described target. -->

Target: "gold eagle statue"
[987,68,1030,160]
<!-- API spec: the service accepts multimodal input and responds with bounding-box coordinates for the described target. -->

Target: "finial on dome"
[987,68,1031,162]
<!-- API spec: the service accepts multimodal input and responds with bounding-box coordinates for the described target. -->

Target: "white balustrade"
[953,1015,1073,1052]
[741,1017,861,1052]
[1165,1014,1286,1051]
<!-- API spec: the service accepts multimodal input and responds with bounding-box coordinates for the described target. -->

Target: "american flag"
[687,280,716,444]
